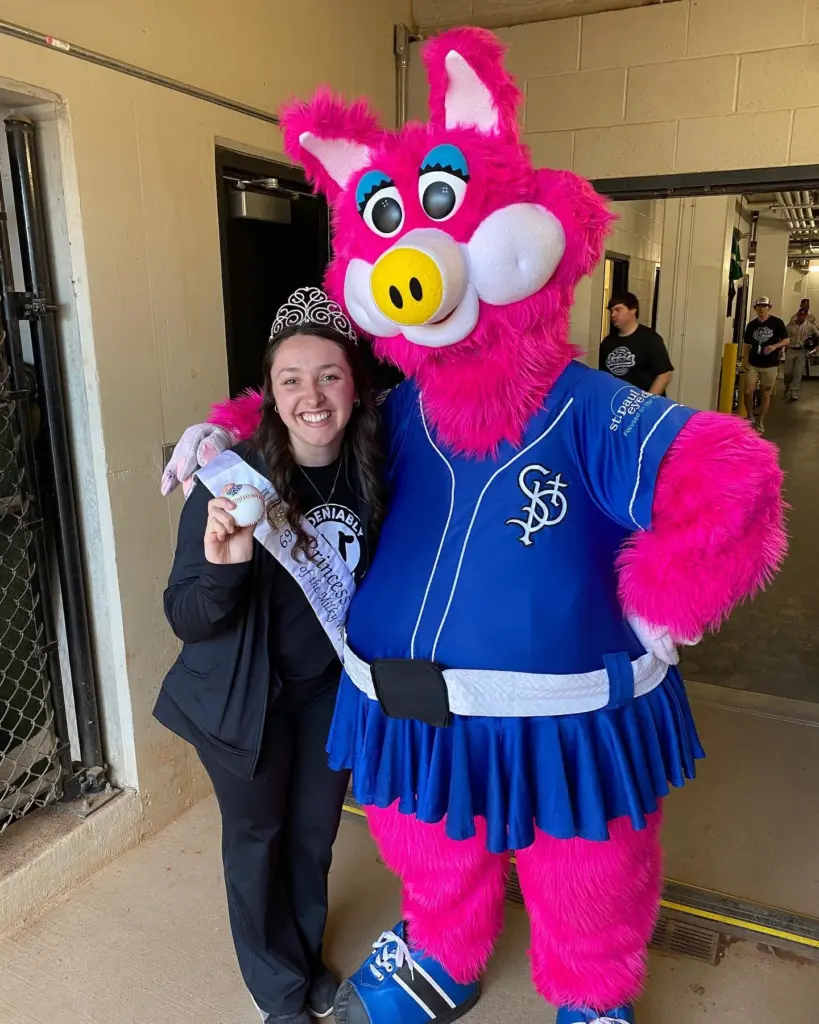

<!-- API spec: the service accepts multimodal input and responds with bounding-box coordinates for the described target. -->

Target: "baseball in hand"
[220,483,264,528]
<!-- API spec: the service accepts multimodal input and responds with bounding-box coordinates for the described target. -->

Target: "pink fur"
[276,28,613,456]
[209,388,263,441]
[618,413,787,641]
[280,89,383,201]
[368,802,662,1009]
[423,27,522,137]
[367,803,510,983]
[516,811,664,1011]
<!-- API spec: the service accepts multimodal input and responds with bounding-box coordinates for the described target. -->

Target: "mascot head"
[281,27,612,454]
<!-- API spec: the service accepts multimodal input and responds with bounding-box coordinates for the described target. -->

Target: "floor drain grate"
[650,916,721,965]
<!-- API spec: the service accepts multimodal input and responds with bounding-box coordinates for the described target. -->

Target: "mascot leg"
[334,802,508,1024]
[515,810,663,1024]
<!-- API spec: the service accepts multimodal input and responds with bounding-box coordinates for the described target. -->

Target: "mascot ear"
[424,27,522,138]
[280,89,383,200]
[538,169,615,286]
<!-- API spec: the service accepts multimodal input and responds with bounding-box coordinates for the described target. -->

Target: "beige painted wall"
[0,1,406,843]
[655,195,736,411]
[571,199,663,366]
[409,0,819,179]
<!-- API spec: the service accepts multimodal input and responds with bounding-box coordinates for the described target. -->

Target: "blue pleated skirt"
[326,666,704,854]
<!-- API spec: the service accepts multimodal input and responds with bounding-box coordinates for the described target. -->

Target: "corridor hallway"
[0,798,816,1024]
[683,378,819,702]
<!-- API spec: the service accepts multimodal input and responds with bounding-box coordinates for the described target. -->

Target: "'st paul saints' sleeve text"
[570,371,696,532]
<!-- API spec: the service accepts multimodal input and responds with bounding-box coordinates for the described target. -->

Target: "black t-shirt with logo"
[599,324,674,392]
[265,451,371,695]
[743,316,788,368]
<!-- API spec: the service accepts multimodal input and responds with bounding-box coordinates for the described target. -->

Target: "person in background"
[784,304,819,401]
[599,291,674,395]
[796,297,816,324]
[741,296,789,434]
[156,288,383,1024]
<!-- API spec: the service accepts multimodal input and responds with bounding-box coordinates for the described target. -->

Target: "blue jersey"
[346,360,696,677]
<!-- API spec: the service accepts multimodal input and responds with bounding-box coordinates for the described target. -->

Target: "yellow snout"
[371,247,444,326]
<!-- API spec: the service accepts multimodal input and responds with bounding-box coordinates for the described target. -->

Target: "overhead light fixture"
[809,264,819,272]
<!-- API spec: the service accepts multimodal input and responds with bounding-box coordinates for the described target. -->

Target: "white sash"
[196,450,355,658]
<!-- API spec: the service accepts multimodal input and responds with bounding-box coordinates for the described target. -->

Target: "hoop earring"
[354,397,360,407]
[274,404,279,413]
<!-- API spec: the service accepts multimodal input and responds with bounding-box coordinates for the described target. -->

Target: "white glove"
[627,615,701,666]
[160,424,237,497]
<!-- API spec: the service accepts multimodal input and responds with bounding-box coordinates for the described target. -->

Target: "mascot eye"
[418,171,467,222]
[360,185,404,237]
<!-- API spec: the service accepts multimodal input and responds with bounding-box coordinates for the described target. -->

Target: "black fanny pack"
[370,659,451,729]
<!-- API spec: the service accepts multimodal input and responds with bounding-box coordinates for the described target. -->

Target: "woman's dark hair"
[253,324,384,560]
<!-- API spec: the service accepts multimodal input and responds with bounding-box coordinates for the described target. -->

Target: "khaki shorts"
[745,365,779,388]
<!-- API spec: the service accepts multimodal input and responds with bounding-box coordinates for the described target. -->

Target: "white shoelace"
[368,930,417,981]
[591,1017,630,1024]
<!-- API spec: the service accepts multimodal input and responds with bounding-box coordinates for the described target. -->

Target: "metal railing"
[0,343,66,830]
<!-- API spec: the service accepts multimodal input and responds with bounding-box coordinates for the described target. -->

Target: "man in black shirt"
[599,291,674,395]
[742,296,789,434]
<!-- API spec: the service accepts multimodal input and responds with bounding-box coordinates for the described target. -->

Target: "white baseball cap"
[755,296,772,307]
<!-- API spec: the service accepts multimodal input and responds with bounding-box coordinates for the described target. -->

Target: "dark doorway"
[215,148,402,396]
[651,265,660,331]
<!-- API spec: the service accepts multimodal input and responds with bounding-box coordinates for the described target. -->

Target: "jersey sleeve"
[570,369,697,532]
[379,381,417,482]
[775,319,789,342]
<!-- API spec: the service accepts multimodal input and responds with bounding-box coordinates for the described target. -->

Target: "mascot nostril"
[166,24,786,1024]
[371,246,445,327]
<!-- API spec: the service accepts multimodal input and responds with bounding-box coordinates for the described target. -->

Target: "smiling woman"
[155,286,384,1023]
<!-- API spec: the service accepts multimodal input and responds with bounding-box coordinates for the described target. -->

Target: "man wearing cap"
[742,297,789,433]
[784,304,819,401]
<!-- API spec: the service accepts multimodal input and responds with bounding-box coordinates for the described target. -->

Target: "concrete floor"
[0,797,817,1024]
[683,379,819,704]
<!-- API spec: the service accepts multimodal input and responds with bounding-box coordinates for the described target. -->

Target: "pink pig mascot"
[163,28,785,1024]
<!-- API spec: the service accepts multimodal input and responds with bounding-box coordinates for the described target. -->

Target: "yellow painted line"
[659,899,819,950]
[342,804,819,950]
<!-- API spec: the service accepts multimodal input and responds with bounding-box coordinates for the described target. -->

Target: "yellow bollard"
[719,343,739,414]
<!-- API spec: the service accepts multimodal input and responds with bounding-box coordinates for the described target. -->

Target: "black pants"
[198,681,350,1019]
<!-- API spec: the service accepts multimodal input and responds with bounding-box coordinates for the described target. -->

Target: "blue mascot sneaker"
[556,1006,635,1024]
[333,923,480,1024]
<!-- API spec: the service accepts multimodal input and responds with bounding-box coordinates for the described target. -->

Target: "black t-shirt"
[744,316,788,367]
[265,451,371,694]
[599,324,673,392]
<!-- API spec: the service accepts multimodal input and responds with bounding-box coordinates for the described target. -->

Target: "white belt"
[342,643,668,718]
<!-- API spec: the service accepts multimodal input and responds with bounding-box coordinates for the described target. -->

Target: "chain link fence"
[0,338,63,833]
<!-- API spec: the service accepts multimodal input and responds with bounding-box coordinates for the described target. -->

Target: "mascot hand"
[627,614,701,666]
[160,423,237,497]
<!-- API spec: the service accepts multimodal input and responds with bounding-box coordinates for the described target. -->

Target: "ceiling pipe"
[798,190,810,232]
[776,192,798,235]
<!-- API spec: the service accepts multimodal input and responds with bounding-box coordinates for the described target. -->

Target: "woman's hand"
[205,497,255,565]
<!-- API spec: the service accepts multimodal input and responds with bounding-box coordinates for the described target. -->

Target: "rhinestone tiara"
[270,286,357,344]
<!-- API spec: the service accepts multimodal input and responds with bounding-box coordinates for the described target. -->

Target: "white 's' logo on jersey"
[506,464,568,546]
[606,345,636,376]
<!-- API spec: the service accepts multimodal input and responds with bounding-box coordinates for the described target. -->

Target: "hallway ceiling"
[746,190,819,268]
[412,0,670,31]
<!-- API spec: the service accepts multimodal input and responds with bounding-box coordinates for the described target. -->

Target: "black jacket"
[154,444,283,779]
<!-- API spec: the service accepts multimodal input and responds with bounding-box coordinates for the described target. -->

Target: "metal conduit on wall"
[0,19,418,129]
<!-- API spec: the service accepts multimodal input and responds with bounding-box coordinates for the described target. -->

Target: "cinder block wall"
[409,0,819,178]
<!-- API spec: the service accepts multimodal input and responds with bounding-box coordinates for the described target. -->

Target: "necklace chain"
[298,454,343,506]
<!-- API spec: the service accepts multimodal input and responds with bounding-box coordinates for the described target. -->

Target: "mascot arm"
[160,389,263,496]
[617,412,786,643]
